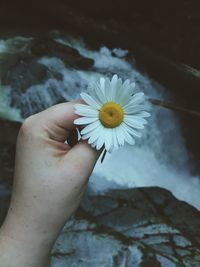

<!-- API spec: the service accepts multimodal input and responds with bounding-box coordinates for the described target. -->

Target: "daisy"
[74,74,150,153]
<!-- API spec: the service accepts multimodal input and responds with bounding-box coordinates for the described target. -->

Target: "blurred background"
[0,1,200,266]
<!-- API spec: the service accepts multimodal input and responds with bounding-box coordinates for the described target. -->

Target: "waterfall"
[0,36,200,210]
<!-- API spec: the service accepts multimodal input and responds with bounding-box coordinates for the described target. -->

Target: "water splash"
[0,36,199,210]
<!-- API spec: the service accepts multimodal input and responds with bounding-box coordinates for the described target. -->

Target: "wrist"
[0,206,54,267]
[0,228,51,267]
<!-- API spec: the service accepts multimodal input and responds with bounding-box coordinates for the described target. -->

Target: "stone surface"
[0,119,20,225]
[51,187,200,266]
[0,53,53,92]
[0,35,94,118]
[0,119,21,183]
[0,119,20,185]
[31,37,94,69]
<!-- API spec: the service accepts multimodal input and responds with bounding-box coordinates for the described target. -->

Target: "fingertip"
[75,140,101,160]
[67,140,101,171]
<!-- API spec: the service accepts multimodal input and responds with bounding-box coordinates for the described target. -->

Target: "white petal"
[87,83,103,105]
[112,128,119,150]
[81,120,101,134]
[114,78,122,101]
[110,74,118,101]
[129,82,136,93]
[87,125,103,144]
[122,123,142,138]
[121,123,135,145]
[116,126,125,146]
[124,115,145,129]
[123,94,145,112]
[88,133,99,144]
[74,103,94,110]
[75,105,99,117]
[124,104,147,114]
[118,81,134,106]
[104,77,111,101]
[104,128,113,151]
[82,133,92,140]
[93,82,106,103]
[138,111,151,118]
[74,117,98,125]
[130,92,145,105]
[125,115,147,125]
[100,77,105,90]
[80,93,101,109]
[88,80,106,104]
[90,142,96,148]
[96,134,105,150]
[82,124,103,145]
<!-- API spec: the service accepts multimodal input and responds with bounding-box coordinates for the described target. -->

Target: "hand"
[0,102,100,267]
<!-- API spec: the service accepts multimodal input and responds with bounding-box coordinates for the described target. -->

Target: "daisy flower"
[74,74,150,153]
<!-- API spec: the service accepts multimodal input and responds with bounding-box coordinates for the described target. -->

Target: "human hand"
[0,102,100,267]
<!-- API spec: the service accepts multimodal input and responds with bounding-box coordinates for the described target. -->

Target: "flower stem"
[101,149,107,163]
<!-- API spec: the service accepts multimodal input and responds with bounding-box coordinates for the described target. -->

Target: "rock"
[0,119,20,145]
[31,37,94,69]
[0,52,62,92]
[0,186,10,226]
[0,36,94,118]
[51,186,200,266]
[5,67,86,118]
[0,119,20,184]
[0,119,21,225]
[51,213,164,267]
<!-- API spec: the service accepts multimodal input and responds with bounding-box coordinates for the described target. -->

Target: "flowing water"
[0,36,200,210]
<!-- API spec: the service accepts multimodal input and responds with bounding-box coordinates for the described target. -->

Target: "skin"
[0,102,100,267]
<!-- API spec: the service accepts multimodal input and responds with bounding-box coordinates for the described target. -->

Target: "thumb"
[36,101,101,174]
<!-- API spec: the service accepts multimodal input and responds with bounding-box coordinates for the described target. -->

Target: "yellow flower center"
[99,102,124,128]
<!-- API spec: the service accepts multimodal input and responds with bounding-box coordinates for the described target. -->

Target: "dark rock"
[66,186,200,266]
[1,52,62,92]
[0,36,93,119]
[0,119,20,226]
[0,119,20,187]
[52,214,164,267]
[0,187,10,226]
[0,119,20,144]
[31,37,94,69]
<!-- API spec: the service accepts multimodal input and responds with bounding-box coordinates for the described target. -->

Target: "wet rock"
[31,37,94,69]
[0,186,10,226]
[0,36,94,118]
[0,119,20,186]
[51,215,165,267]
[51,186,200,266]
[0,119,20,225]
[1,53,62,92]
[7,67,85,118]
